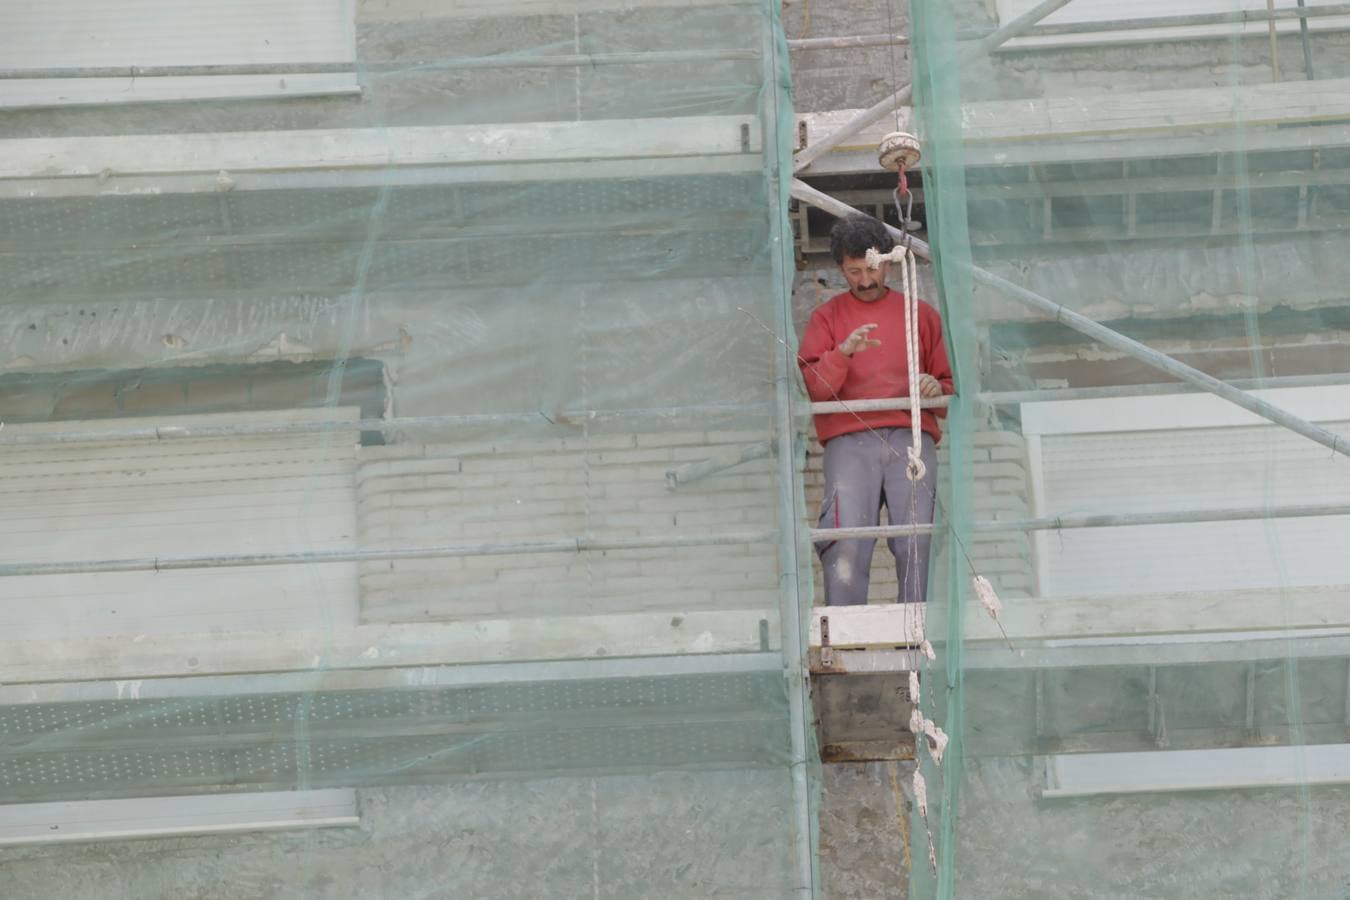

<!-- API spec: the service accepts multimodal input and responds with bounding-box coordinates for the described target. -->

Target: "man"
[798,214,954,605]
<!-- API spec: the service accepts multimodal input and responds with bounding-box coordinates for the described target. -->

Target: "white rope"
[865,244,926,482]
[866,240,943,880]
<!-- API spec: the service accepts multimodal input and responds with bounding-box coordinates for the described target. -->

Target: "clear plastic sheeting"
[0,2,814,897]
[908,0,1350,896]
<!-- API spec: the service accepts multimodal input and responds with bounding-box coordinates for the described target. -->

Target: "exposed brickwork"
[354,430,785,623]
[357,424,1035,623]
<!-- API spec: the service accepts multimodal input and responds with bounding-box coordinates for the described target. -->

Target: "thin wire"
[888,759,914,873]
[885,0,903,131]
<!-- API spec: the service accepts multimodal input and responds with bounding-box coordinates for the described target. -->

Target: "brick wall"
[357,426,1037,623]
[4,359,1036,617]
[967,431,1036,598]
[354,430,786,623]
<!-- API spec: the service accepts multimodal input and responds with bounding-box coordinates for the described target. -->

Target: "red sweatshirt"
[798,288,954,445]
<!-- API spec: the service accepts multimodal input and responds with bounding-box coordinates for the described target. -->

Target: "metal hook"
[894,186,914,226]
[892,185,914,248]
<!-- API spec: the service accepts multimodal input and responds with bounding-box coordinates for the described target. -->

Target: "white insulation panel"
[2,0,356,69]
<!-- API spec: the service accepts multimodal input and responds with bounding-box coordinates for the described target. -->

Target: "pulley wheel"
[878,131,921,172]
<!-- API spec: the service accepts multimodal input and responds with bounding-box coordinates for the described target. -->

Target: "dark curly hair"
[829,214,895,265]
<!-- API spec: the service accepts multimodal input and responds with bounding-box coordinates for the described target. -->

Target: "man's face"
[840,255,888,302]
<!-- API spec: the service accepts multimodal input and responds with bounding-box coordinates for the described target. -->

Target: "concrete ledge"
[0,608,780,685]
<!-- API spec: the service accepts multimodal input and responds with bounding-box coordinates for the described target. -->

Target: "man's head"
[829,214,894,302]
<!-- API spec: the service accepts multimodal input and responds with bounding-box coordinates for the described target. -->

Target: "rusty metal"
[808,647,920,675]
[820,738,916,764]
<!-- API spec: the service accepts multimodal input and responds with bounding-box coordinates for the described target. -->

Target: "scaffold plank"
[0,116,761,186]
[809,604,924,649]
[0,608,780,684]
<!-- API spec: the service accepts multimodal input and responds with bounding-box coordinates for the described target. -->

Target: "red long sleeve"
[797,289,954,444]
[798,311,853,402]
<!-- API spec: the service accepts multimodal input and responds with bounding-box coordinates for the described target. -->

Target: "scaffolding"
[0,2,818,896]
[3,0,1350,897]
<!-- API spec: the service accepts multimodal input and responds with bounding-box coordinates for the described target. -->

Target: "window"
[1020,385,1350,597]
[0,406,362,639]
[0,0,358,109]
[1043,744,1350,797]
[0,400,365,845]
[997,0,1350,49]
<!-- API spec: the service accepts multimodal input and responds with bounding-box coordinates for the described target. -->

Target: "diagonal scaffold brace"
[792,0,1077,173]
[789,178,1350,460]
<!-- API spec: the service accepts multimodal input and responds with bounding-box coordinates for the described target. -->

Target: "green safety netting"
[11,0,1344,895]
[908,0,1350,897]
[0,2,820,897]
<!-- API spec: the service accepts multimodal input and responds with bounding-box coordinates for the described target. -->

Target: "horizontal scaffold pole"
[789,178,1350,460]
[0,531,778,578]
[0,399,947,447]
[8,502,1350,578]
[811,502,1350,542]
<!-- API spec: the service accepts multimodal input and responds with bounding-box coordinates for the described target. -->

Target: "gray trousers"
[816,428,938,606]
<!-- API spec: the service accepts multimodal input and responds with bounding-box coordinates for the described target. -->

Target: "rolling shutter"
[0,407,360,639]
[997,0,1350,48]
[1023,387,1350,597]
[0,0,358,109]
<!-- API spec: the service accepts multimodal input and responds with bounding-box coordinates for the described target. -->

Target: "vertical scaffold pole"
[765,4,819,896]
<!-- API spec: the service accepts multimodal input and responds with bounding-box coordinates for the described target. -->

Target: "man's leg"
[817,430,886,606]
[882,431,938,604]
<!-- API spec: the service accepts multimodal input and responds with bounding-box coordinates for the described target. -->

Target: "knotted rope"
[864,243,926,483]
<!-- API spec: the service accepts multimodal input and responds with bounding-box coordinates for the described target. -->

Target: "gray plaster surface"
[0,765,920,899]
[950,756,1350,900]
[782,0,914,114]
[819,762,913,900]
[0,770,800,900]
[1,5,764,138]
[973,33,1350,102]
[972,231,1350,324]
[785,0,1350,111]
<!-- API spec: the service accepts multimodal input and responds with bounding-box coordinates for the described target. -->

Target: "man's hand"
[918,374,944,399]
[839,323,881,357]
